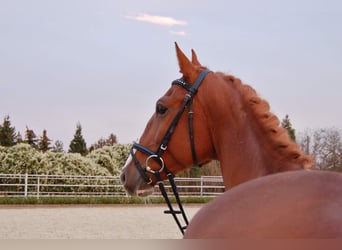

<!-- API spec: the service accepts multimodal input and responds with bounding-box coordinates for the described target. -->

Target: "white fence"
[0,174,225,198]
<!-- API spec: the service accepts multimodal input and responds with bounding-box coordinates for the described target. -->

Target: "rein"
[129,69,210,235]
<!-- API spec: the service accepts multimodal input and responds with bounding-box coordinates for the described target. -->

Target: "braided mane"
[220,73,312,169]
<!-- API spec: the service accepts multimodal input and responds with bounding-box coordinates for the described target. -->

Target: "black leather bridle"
[129,69,211,234]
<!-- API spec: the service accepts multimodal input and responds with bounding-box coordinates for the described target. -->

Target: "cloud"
[169,30,187,36]
[126,13,187,27]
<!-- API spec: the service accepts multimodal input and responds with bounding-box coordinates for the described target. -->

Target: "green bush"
[86,144,131,175]
[0,143,131,194]
[0,143,131,176]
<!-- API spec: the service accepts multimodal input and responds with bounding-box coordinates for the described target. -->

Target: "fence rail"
[0,174,225,198]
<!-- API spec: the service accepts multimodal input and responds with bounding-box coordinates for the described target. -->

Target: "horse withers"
[121,43,342,238]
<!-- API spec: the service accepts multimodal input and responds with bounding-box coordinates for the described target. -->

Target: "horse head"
[120,43,215,196]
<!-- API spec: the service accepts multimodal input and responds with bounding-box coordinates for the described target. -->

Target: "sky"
[1,0,341,149]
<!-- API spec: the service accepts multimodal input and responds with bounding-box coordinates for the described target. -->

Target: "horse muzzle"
[120,166,153,196]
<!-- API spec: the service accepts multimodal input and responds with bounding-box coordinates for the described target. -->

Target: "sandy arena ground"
[0,204,202,239]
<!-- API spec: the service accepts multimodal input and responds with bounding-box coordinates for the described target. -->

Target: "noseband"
[129,69,210,234]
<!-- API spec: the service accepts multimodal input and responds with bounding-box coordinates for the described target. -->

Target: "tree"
[281,114,296,141]
[51,140,64,153]
[311,128,342,171]
[89,133,118,151]
[69,122,87,155]
[107,133,117,145]
[297,128,342,171]
[25,126,38,148]
[0,115,16,146]
[38,129,52,152]
[16,132,24,144]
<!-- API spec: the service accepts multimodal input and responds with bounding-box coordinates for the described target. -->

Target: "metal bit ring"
[145,155,165,174]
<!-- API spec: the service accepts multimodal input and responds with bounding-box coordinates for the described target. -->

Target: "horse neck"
[201,73,312,188]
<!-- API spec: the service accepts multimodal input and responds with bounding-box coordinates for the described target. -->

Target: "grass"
[0,196,214,205]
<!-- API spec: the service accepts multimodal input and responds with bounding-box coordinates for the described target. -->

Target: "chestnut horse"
[120,43,342,238]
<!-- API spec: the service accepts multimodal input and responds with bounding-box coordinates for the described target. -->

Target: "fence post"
[24,173,28,197]
[37,176,40,199]
[200,176,203,196]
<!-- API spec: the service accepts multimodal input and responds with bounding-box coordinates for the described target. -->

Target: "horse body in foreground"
[120,43,342,238]
[185,170,342,238]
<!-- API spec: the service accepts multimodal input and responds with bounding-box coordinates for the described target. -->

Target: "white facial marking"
[122,148,136,170]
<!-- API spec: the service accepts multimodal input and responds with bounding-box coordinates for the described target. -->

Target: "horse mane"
[219,72,313,169]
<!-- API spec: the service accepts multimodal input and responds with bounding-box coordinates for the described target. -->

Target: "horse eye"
[156,104,168,115]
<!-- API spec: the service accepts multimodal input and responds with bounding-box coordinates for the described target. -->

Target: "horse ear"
[175,42,194,79]
[191,49,202,66]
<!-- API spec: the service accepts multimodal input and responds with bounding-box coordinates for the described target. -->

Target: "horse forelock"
[219,73,313,169]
